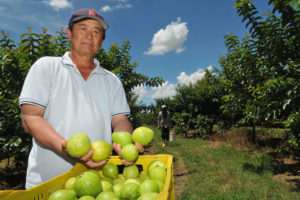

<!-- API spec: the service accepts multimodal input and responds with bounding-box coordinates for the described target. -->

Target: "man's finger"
[80,149,94,162]
[135,142,144,153]
[121,159,134,166]
[86,159,108,168]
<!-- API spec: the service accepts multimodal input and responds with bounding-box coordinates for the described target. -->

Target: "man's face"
[66,19,104,57]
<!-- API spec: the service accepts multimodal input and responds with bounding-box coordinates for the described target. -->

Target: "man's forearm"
[22,115,67,157]
[112,115,133,133]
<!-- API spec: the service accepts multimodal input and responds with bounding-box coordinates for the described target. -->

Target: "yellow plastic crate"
[0,154,175,200]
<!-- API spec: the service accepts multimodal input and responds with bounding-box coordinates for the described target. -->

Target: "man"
[158,105,172,147]
[19,8,142,189]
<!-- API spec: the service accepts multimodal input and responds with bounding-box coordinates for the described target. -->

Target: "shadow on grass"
[273,157,300,192]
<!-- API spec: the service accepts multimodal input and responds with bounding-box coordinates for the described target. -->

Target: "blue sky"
[0,0,272,104]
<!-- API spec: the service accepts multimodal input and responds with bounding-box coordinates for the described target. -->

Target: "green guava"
[96,191,119,200]
[91,140,113,162]
[113,183,124,197]
[154,180,164,192]
[64,176,76,190]
[78,195,96,200]
[112,131,133,147]
[67,133,91,157]
[124,178,141,186]
[132,127,154,146]
[103,162,119,179]
[148,167,166,182]
[139,180,159,194]
[101,180,113,192]
[139,171,149,182]
[121,143,139,162]
[120,182,140,200]
[147,160,167,172]
[123,164,139,179]
[137,192,159,200]
[74,171,103,197]
[48,189,77,200]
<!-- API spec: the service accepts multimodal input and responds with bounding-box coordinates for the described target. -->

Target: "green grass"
[146,125,300,200]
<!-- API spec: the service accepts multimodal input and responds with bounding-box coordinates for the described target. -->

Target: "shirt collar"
[61,52,108,75]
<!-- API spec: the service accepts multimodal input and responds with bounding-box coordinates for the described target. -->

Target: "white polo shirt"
[19,52,130,188]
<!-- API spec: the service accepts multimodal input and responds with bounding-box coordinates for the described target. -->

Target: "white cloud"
[144,17,188,55]
[100,3,132,12]
[134,66,213,103]
[151,82,177,99]
[177,65,213,85]
[133,85,148,100]
[48,0,72,11]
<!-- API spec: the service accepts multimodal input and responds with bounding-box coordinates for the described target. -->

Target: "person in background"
[19,8,143,189]
[158,105,172,147]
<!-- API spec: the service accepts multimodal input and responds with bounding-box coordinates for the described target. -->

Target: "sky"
[0,0,272,105]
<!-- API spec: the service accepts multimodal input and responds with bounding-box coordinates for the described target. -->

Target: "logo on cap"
[89,9,96,16]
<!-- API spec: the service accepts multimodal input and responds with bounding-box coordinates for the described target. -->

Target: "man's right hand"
[62,140,107,168]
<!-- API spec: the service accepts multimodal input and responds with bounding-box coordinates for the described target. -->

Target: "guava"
[96,191,119,200]
[101,179,113,192]
[121,143,139,162]
[67,133,91,157]
[139,171,149,182]
[113,177,125,185]
[87,169,101,179]
[124,178,141,186]
[113,183,123,197]
[64,176,76,190]
[91,140,113,162]
[137,192,159,200]
[48,189,77,200]
[79,195,96,200]
[120,182,140,200]
[74,171,103,197]
[154,180,164,192]
[139,180,159,194]
[147,160,167,172]
[148,167,166,182]
[101,176,113,184]
[112,131,133,147]
[132,127,154,146]
[103,162,118,179]
[123,164,139,179]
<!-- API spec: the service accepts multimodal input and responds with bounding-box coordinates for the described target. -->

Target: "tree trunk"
[251,120,256,143]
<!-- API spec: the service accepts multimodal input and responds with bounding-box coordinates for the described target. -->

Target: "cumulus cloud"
[133,85,149,100]
[151,82,177,99]
[48,0,72,11]
[144,17,188,55]
[100,3,132,12]
[177,65,213,85]
[134,66,213,102]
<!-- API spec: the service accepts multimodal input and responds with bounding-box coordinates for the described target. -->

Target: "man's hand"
[113,142,144,166]
[62,140,107,168]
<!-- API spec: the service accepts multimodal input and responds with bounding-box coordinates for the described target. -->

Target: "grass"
[146,125,300,200]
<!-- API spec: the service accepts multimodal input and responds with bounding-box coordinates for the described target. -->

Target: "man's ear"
[66,27,72,40]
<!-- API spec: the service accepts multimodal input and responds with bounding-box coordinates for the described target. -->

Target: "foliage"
[218,0,300,143]
[0,27,70,164]
[160,70,225,136]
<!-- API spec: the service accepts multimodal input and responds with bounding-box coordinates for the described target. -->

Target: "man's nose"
[85,30,93,39]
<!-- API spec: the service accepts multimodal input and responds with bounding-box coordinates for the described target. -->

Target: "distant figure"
[158,105,171,147]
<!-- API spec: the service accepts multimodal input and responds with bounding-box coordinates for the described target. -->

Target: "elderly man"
[19,8,142,189]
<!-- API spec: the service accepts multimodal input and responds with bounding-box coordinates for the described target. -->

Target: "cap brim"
[70,16,108,30]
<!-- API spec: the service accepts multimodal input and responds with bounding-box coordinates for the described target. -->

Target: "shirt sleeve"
[111,77,130,116]
[19,58,52,109]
